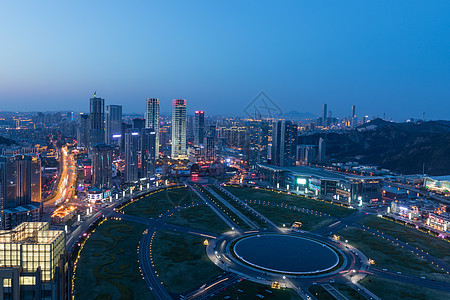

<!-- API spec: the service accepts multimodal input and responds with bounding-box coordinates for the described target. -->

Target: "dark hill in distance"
[298,119,450,175]
[0,136,17,146]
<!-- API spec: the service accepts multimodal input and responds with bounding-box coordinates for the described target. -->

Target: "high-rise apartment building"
[145,98,160,158]
[141,128,156,180]
[322,104,328,127]
[171,99,187,159]
[124,130,139,183]
[194,111,205,146]
[90,93,105,146]
[91,144,113,189]
[271,120,297,167]
[77,114,90,148]
[105,105,122,145]
[318,137,327,163]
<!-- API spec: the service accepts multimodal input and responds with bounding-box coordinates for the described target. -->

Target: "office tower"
[351,105,357,128]
[246,120,270,168]
[0,155,42,229]
[0,222,70,298]
[124,130,139,183]
[91,144,113,189]
[141,128,156,179]
[145,98,160,158]
[322,104,328,126]
[318,137,326,163]
[171,99,187,159]
[90,93,105,146]
[194,111,205,146]
[132,118,145,130]
[204,124,216,162]
[77,114,90,148]
[271,120,298,167]
[105,105,122,145]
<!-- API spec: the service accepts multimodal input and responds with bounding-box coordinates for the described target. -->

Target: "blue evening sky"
[0,1,449,121]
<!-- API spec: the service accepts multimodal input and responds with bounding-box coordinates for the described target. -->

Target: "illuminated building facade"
[141,128,156,180]
[91,144,113,189]
[145,98,160,158]
[105,105,122,145]
[271,120,297,167]
[77,114,90,148]
[89,93,105,146]
[124,130,139,182]
[171,99,187,159]
[0,155,42,230]
[0,222,70,299]
[427,212,450,232]
[194,111,205,147]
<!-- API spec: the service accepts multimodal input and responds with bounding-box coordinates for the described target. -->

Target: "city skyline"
[1,1,450,121]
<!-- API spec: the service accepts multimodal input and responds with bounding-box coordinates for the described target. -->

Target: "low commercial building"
[390,201,420,220]
[257,164,383,206]
[383,186,411,200]
[427,212,450,232]
[0,222,70,299]
[424,176,450,196]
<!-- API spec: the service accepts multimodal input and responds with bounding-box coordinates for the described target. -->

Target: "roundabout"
[232,234,340,275]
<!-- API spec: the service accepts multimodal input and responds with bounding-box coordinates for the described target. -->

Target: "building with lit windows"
[89,93,105,146]
[194,111,205,147]
[124,130,139,183]
[0,155,42,230]
[141,128,156,180]
[145,98,160,158]
[171,99,187,159]
[427,212,450,232]
[91,144,113,189]
[105,105,122,145]
[0,222,70,299]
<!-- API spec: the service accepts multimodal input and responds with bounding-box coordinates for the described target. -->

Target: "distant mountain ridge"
[299,119,450,175]
[0,136,17,146]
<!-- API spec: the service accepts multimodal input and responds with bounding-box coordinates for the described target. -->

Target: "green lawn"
[74,220,152,300]
[210,280,300,300]
[360,275,450,300]
[249,203,334,231]
[165,204,231,234]
[225,186,353,218]
[308,285,334,300]
[336,227,449,282]
[121,187,200,218]
[358,215,450,265]
[331,283,366,300]
[151,230,223,294]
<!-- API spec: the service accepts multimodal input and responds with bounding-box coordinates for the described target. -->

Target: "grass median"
[165,203,231,234]
[211,280,300,300]
[249,203,334,231]
[224,186,353,218]
[336,227,449,282]
[360,275,450,300]
[358,215,450,265]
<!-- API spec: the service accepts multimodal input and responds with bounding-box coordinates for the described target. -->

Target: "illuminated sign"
[296,178,307,185]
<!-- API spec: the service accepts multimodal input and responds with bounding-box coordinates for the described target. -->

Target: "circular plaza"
[231,234,341,275]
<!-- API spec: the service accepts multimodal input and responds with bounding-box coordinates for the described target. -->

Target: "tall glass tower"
[145,98,160,158]
[90,93,105,146]
[171,99,187,159]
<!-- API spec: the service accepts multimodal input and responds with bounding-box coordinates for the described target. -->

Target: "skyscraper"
[204,124,216,162]
[271,120,297,166]
[351,105,357,128]
[91,144,113,189]
[124,130,139,183]
[322,104,328,127]
[77,114,90,148]
[145,98,160,158]
[141,128,156,180]
[105,105,122,145]
[194,111,205,146]
[171,99,187,159]
[318,137,327,163]
[90,93,105,146]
